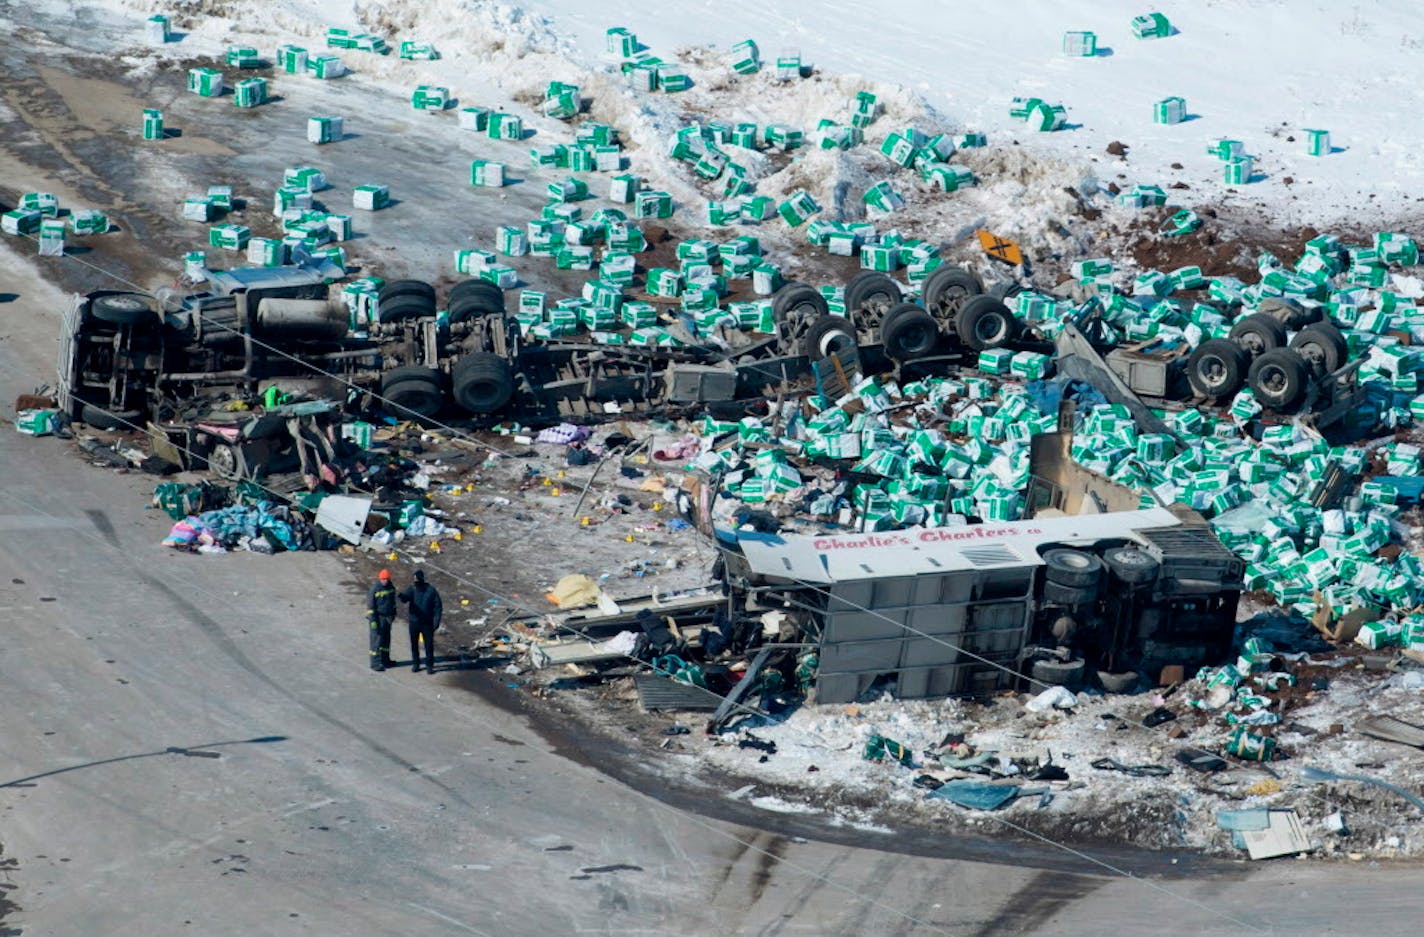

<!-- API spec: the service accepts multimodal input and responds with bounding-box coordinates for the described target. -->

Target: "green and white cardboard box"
[658,67,692,93]
[2,209,40,234]
[183,251,207,280]
[635,191,673,219]
[352,185,389,210]
[284,166,328,192]
[182,197,216,222]
[227,46,261,67]
[863,181,904,213]
[777,189,821,226]
[480,265,518,289]
[412,86,450,111]
[1224,156,1254,184]
[1305,128,1331,157]
[1206,138,1243,160]
[458,106,490,131]
[455,248,496,273]
[233,78,267,108]
[879,132,916,167]
[1153,96,1186,124]
[1027,101,1067,132]
[1062,30,1096,56]
[187,68,224,97]
[206,186,233,211]
[728,39,759,74]
[775,52,801,81]
[277,45,308,73]
[399,41,440,61]
[606,26,637,57]
[1132,12,1171,39]
[20,192,58,216]
[752,264,782,294]
[307,116,343,144]
[469,160,505,187]
[37,219,64,256]
[487,113,523,140]
[247,238,286,266]
[606,177,640,205]
[209,224,251,251]
[307,56,346,79]
[272,187,311,216]
[519,291,546,316]
[67,209,108,235]
[496,225,528,256]
[547,178,590,203]
[142,109,164,139]
[146,14,168,43]
[625,64,657,92]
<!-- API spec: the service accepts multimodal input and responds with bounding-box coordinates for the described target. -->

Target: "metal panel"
[818,638,902,673]
[871,576,915,608]
[823,610,905,643]
[909,604,966,636]
[828,580,873,612]
[900,636,961,668]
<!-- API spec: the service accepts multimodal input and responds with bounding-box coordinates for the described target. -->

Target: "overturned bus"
[719,503,1243,703]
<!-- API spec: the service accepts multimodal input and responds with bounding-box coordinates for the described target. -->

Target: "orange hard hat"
[378,569,392,581]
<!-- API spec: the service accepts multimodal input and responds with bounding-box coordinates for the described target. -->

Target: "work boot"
[373,665,385,672]
[412,665,421,672]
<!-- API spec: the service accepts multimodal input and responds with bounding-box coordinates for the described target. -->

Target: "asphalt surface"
[1,5,1423,934]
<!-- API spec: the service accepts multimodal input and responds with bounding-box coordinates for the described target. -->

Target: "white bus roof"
[737,507,1183,583]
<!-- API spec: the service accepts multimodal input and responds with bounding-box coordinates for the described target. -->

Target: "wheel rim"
[819,330,856,357]
[856,291,896,329]
[902,323,936,356]
[932,284,970,320]
[1258,364,1288,394]
[107,296,146,312]
[208,444,239,479]
[1058,553,1090,569]
[1116,550,1153,567]
[1237,332,1266,356]
[974,313,1008,345]
[1296,341,1325,369]
[1198,354,1229,390]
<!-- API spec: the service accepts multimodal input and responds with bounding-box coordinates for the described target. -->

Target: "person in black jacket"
[366,569,397,671]
[399,569,443,673]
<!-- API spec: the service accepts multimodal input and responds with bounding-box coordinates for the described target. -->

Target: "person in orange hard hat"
[367,569,397,671]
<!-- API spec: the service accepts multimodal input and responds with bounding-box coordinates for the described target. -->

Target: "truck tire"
[80,403,142,431]
[1042,548,1102,587]
[1228,313,1287,357]
[1032,657,1086,687]
[378,294,436,324]
[1256,296,1315,329]
[380,366,444,420]
[843,272,900,331]
[92,293,155,325]
[1186,338,1249,398]
[954,295,1017,351]
[1097,670,1140,694]
[451,352,515,414]
[989,281,1024,303]
[1103,547,1160,585]
[879,305,939,360]
[800,315,858,360]
[378,279,436,304]
[772,282,828,324]
[1248,348,1309,411]
[1289,323,1347,375]
[448,279,505,322]
[923,266,983,322]
[1043,580,1098,607]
